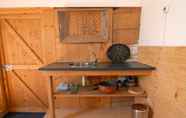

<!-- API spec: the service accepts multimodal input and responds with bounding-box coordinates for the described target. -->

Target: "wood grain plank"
[4,19,44,64]
[138,46,186,118]
[113,7,141,44]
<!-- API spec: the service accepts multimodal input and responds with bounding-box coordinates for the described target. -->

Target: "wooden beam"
[43,70,153,77]
[0,8,53,15]
[7,65,44,70]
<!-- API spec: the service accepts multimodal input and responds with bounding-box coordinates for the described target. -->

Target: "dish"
[107,44,130,64]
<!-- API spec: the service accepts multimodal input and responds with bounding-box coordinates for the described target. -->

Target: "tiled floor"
[3,112,45,118]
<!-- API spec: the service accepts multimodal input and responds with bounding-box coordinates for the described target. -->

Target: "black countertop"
[39,61,155,71]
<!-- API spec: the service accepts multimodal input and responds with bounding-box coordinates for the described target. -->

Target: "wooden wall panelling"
[113,7,141,44]
[138,47,186,118]
[55,9,113,62]
[0,8,142,112]
[41,9,57,64]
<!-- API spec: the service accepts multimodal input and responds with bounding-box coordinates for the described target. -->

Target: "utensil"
[69,84,80,94]
[56,82,69,92]
[128,87,145,95]
[107,43,130,64]
[98,81,116,94]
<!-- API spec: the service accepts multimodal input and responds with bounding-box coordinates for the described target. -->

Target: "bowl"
[98,81,116,94]
[98,85,115,94]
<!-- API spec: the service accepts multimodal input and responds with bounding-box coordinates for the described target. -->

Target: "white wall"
[0,0,141,7]
[139,0,166,46]
[139,0,186,46]
[164,0,186,46]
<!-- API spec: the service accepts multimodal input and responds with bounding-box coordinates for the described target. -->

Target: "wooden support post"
[48,76,55,118]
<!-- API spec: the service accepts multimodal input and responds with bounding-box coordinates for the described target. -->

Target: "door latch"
[1,64,13,71]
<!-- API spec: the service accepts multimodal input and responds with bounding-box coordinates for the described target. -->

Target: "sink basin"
[68,62,97,68]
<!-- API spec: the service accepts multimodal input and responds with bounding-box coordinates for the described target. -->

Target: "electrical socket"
[128,45,138,61]
[163,5,170,14]
[130,45,138,55]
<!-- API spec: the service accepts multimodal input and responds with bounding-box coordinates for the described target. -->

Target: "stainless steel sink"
[66,62,97,87]
[68,62,97,68]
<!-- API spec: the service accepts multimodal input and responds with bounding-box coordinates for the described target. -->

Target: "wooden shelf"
[54,86,146,98]
[44,70,153,76]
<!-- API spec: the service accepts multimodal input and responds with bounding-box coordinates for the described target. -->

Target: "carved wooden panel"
[58,8,112,43]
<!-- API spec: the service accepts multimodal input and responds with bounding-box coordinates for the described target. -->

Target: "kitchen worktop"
[41,61,154,118]
[39,61,155,71]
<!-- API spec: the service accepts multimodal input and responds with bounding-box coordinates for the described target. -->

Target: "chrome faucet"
[91,52,98,65]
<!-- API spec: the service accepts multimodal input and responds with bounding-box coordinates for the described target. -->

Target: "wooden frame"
[57,8,112,43]
[0,8,52,15]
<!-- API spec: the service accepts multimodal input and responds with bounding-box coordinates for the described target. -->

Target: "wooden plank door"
[0,13,49,112]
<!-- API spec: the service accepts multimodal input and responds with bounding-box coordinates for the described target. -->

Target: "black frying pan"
[107,44,131,64]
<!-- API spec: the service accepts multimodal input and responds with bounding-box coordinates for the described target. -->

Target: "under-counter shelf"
[54,86,146,98]
[39,61,155,118]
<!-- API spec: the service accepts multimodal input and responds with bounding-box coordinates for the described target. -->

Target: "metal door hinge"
[1,64,13,71]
